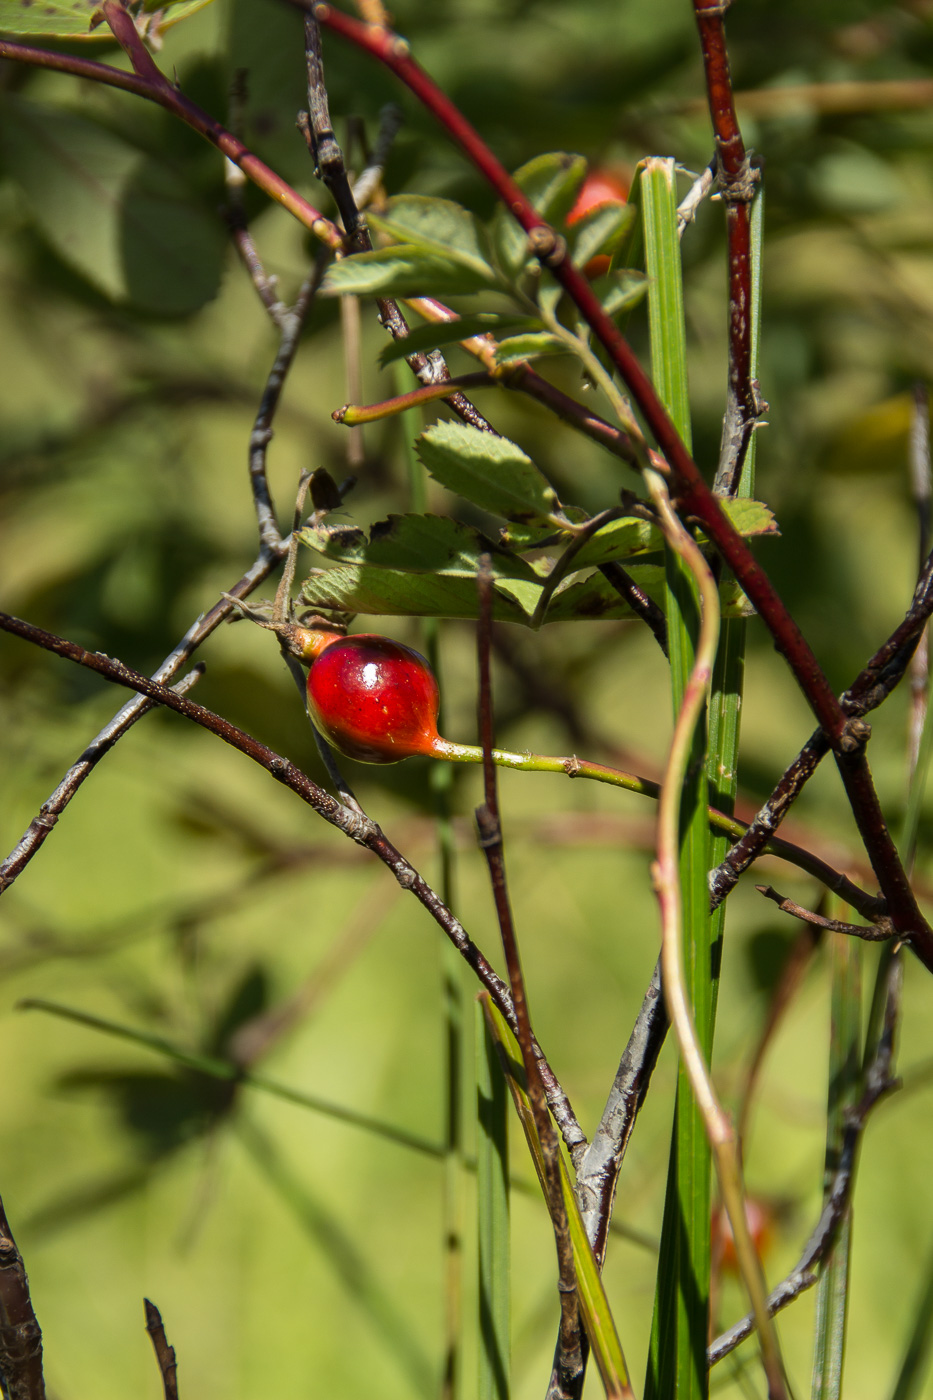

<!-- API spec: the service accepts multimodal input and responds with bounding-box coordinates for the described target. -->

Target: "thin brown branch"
[710,545,933,925]
[691,0,762,496]
[0,609,585,1157]
[21,13,341,248]
[730,78,933,120]
[143,1299,179,1400]
[0,566,288,896]
[303,11,495,435]
[576,958,668,1265]
[0,1197,45,1400]
[755,885,893,942]
[474,559,583,1400]
[0,222,333,891]
[309,0,933,971]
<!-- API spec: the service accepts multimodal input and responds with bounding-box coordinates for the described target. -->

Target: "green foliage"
[0,95,225,313]
[0,0,214,40]
[1,4,933,1400]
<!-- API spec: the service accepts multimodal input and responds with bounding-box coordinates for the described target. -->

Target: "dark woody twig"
[143,1300,179,1400]
[0,609,586,1158]
[247,266,327,550]
[0,265,326,892]
[755,885,894,942]
[597,563,669,654]
[710,544,933,910]
[474,560,583,1400]
[1,80,331,894]
[310,1,933,971]
[0,1196,45,1400]
[691,0,763,496]
[302,12,496,436]
[575,958,668,1264]
[100,7,343,248]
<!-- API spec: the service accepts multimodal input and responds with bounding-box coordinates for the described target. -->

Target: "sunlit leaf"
[299,512,540,581]
[299,564,536,623]
[493,332,568,365]
[369,195,499,284]
[416,421,564,524]
[0,0,214,39]
[322,246,500,299]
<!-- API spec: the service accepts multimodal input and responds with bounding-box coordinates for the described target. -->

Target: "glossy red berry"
[305,634,443,764]
[566,169,630,277]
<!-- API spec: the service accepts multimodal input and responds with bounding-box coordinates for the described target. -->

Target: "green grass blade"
[811,927,861,1399]
[481,998,633,1400]
[477,999,511,1400]
[641,156,713,1400]
[20,997,444,1158]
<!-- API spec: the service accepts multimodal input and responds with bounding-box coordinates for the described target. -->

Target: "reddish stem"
[311,2,933,960]
[691,0,760,494]
[311,3,842,741]
[0,37,340,248]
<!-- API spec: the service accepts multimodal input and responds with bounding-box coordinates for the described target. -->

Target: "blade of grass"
[811,918,861,1399]
[477,998,511,1400]
[641,155,714,1400]
[19,997,444,1158]
[649,476,787,1400]
[480,997,633,1400]
[707,186,763,1148]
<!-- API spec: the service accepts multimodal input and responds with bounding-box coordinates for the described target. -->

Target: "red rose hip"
[566,169,630,278]
[305,633,443,764]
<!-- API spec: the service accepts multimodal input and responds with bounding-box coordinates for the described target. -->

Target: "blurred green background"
[2,1,933,1397]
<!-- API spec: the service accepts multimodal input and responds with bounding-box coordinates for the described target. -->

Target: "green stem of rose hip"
[430,738,880,918]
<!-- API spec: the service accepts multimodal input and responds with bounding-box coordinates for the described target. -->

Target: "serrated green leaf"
[719,497,779,538]
[322,246,500,299]
[598,271,649,319]
[498,521,562,552]
[369,195,498,284]
[565,516,661,567]
[0,96,224,313]
[0,0,214,38]
[299,512,540,581]
[377,312,537,368]
[299,564,536,623]
[568,201,636,271]
[494,332,568,366]
[417,421,563,525]
[492,151,587,280]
